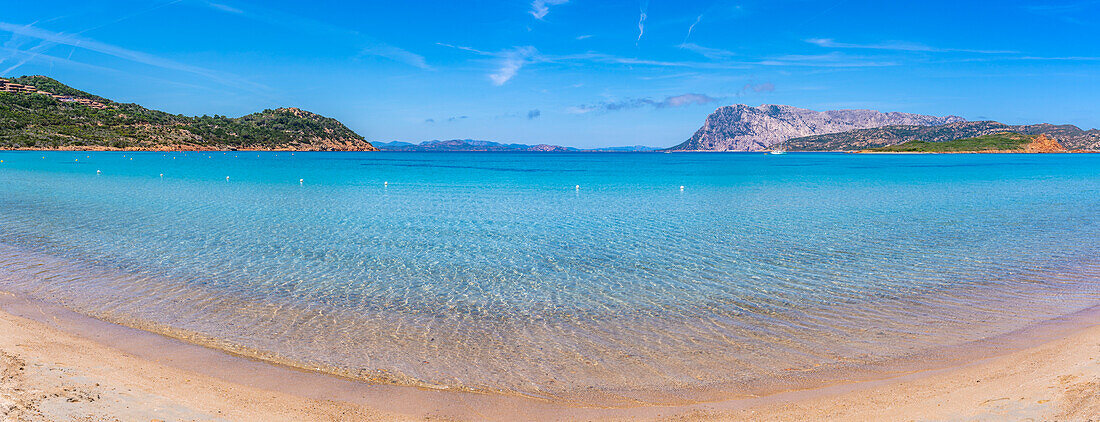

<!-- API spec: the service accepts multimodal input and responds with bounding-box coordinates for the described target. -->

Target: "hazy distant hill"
[668,104,964,151]
[0,75,377,151]
[780,121,1100,151]
[374,139,660,152]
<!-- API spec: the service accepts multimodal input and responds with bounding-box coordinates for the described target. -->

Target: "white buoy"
[96,170,101,174]
[226,176,230,181]
[299,178,304,185]
[575,184,580,191]
[680,185,684,191]
[159,173,163,178]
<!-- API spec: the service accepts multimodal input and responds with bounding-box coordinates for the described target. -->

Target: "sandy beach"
[0,290,1096,421]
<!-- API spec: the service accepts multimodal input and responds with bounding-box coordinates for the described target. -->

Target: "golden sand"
[0,290,1097,421]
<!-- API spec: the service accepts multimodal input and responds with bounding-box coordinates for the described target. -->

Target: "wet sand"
[1,290,1097,421]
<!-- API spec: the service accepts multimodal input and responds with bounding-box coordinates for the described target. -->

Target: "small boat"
[768,149,786,155]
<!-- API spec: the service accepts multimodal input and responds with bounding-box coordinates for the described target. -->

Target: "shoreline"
[1,290,1097,420]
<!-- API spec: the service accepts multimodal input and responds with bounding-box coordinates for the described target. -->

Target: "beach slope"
[1,291,1097,421]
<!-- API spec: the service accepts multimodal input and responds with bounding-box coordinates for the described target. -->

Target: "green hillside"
[0,75,376,151]
[869,133,1034,152]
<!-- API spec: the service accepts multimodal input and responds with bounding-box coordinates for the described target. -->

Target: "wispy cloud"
[530,0,569,20]
[758,52,898,67]
[739,82,774,95]
[1021,1,1099,24]
[0,21,262,89]
[425,115,469,123]
[490,46,538,85]
[569,93,719,114]
[0,45,215,92]
[201,1,430,69]
[358,42,430,70]
[636,2,649,45]
[1022,0,1100,12]
[527,109,541,119]
[806,38,1017,54]
[437,43,541,85]
[680,43,735,60]
[1,44,113,76]
[681,14,703,46]
[204,2,243,14]
[440,41,891,85]
[1014,55,1100,61]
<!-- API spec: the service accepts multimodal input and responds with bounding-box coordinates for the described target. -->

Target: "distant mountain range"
[0,75,377,151]
[668,104,964,151]
[374,139,660,152]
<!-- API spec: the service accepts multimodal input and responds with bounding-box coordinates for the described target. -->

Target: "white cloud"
[0,22,227,80]
[681,14,703,45]
[359,42,431,70]
[680,43,736,60]
[490,46,538,86]
[204,2,244,14]
[806,38,1017,54]
[530,0,570,20]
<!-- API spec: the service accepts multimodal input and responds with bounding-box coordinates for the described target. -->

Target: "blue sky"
[2,0,1098,148]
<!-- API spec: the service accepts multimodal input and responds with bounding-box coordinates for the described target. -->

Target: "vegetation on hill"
[781,121,1099,151]
[0,75,376,151]
[869,133,1037,152]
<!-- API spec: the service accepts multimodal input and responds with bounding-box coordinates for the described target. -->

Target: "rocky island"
[0,76,376,151]
[667,104,964,151]
[669,104,1100,153]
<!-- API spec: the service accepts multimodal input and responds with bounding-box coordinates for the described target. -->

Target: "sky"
[1,0,1098,148]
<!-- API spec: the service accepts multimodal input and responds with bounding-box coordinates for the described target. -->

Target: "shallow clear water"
[0,151,1098,404]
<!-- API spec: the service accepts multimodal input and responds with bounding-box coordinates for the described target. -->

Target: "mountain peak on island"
[668,104,965,151]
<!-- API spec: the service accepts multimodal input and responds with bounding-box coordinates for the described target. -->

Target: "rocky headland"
[667,104,965,151]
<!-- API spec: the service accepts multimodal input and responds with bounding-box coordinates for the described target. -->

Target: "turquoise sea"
[0,151,1098,404]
